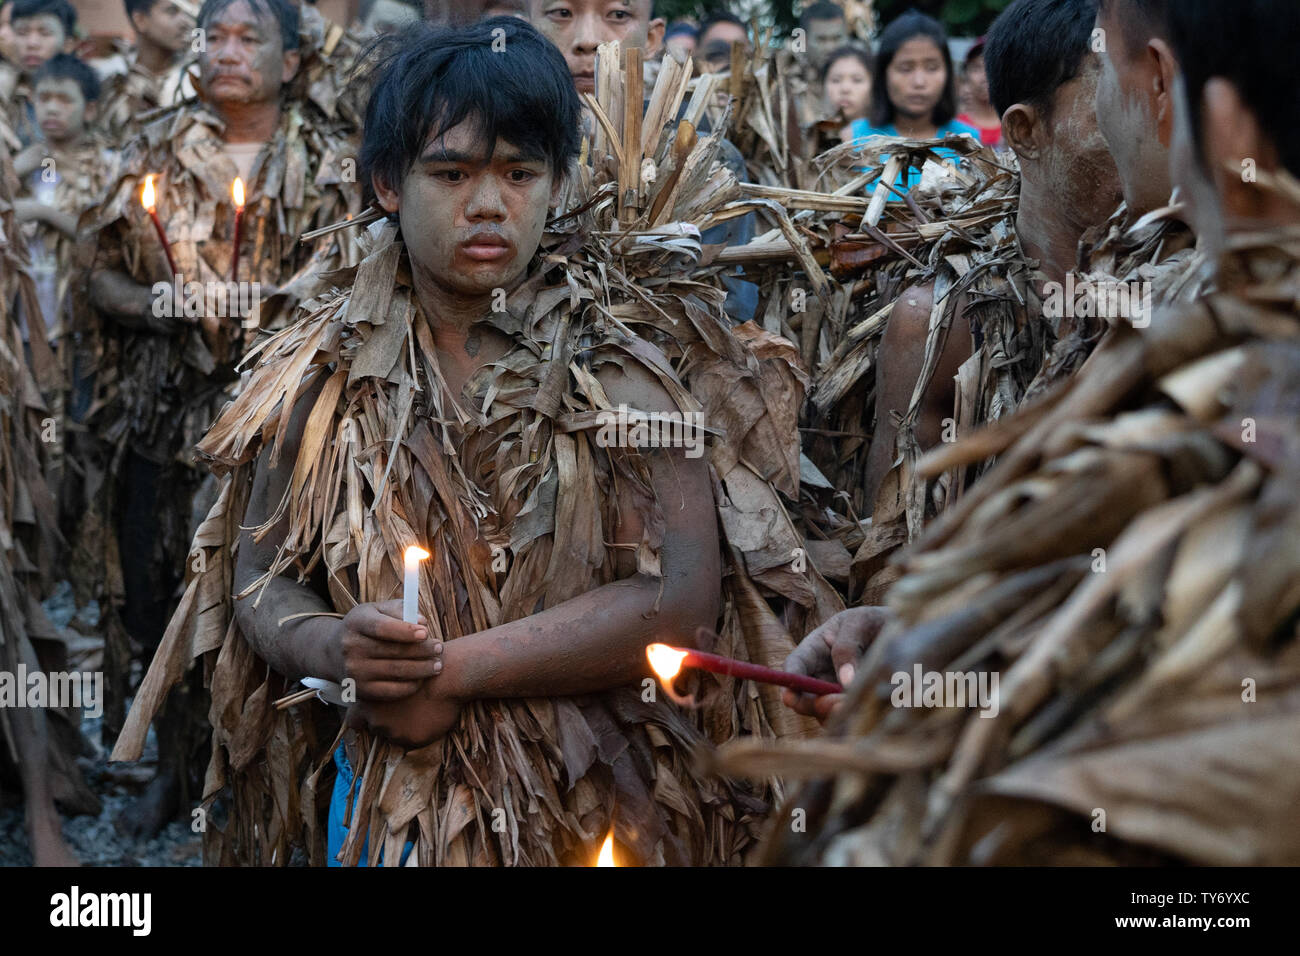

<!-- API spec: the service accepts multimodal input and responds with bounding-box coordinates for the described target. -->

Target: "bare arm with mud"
[355,359,723,748]
[861,282,973,506]
[231,372,442,699]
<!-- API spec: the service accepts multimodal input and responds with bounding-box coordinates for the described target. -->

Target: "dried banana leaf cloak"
[0,125,98,815]
[113,206,845,863]
[748,228,1300,866]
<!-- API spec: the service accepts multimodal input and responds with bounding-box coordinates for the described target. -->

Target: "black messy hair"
[11,0,76,35]
[34,51,100,101]
[984,0,1098,120]
[360,17,581,207]
[1167,0,1300,179]
[868,10,957,128]
[197,0,299,52]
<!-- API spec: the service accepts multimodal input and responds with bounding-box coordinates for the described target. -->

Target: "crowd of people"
[0,0,1295,867]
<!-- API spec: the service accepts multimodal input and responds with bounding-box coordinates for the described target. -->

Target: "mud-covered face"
[375,120,559,300]
[806,17,847,71]
[825,55,871,120]
[13,12,66,73]
[199,0,298,109]
[1045,55,1124,231]
[885,36,946,123]
[34,75,88,143]
[135,1,194,53]
[532,0,661,97]
[1093,2,1170,213]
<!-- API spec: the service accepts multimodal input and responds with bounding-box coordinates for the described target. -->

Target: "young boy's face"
[134,0,193,54]
[374,119,561,300]
[34,75,89,143]
[13,12,68,74]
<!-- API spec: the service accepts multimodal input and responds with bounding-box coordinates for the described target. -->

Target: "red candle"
[140,175,179,280]
[646,643,842,697]
[230,177,245,283]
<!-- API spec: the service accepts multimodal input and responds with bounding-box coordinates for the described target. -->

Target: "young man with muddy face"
[529,0,758,321]
[99,0,195,142]
[783,2,1219,725]
[84,0,359,839]
[530,0,662,96]
[770,0,1300,867]
[117,17,765,866]
[858,0,1121,518]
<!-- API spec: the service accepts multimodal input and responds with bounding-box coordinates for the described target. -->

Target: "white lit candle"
[403,545,429,624]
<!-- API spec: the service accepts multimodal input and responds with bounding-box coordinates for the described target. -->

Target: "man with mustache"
[115,17,773,866]
[82,0,360,838]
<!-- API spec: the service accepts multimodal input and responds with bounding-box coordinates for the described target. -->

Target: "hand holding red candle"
[646,638,843,702]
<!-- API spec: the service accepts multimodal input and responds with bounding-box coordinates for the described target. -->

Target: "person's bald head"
[529,0,663,96]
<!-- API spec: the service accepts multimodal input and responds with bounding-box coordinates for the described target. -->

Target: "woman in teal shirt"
[849,11,978,196]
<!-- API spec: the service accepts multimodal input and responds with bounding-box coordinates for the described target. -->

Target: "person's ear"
[373,172,401,214]
[130,11,147,35]
[1001,102,1039,161]
[645,17,665,58]
[549,171,565,211]
[83,101,97,125]
[1148,38,1177,149]
[1202,76,1277,220]
[282,49,300,84]
[62,32,75,53]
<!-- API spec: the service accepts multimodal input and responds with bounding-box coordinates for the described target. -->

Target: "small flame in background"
[231,176,245,209]
[404,545,430,563]
[595,831,616,867]
[141,174,156,212]
[646,643,688,683]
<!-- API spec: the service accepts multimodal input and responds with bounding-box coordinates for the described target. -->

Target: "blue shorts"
[327,743,414,867]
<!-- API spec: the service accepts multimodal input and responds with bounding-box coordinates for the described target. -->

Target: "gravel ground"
[0,582,203,867]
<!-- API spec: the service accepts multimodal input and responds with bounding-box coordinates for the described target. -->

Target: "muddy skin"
[1094,1,1174,217]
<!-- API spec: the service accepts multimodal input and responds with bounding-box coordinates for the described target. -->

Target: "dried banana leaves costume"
[112,87,847,860]
[755,227,1300,865]
[0,130,99,817]
[80,97,360,739]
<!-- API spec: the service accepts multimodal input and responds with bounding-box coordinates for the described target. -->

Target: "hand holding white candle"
[403,545,430,624]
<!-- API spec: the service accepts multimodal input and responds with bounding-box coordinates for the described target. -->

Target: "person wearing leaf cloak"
[816,0,1205,610]
[0,124,99,867]
[81,0,362,838]
[112,16,830,867]
[744,0,1300,866]
[97,0,195,144]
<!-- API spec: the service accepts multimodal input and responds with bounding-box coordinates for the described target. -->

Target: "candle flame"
[595,831,616,867]
[404,545,430,564]
[646,643,688,683]
[232,176,245,209]
[141,174,156,212]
